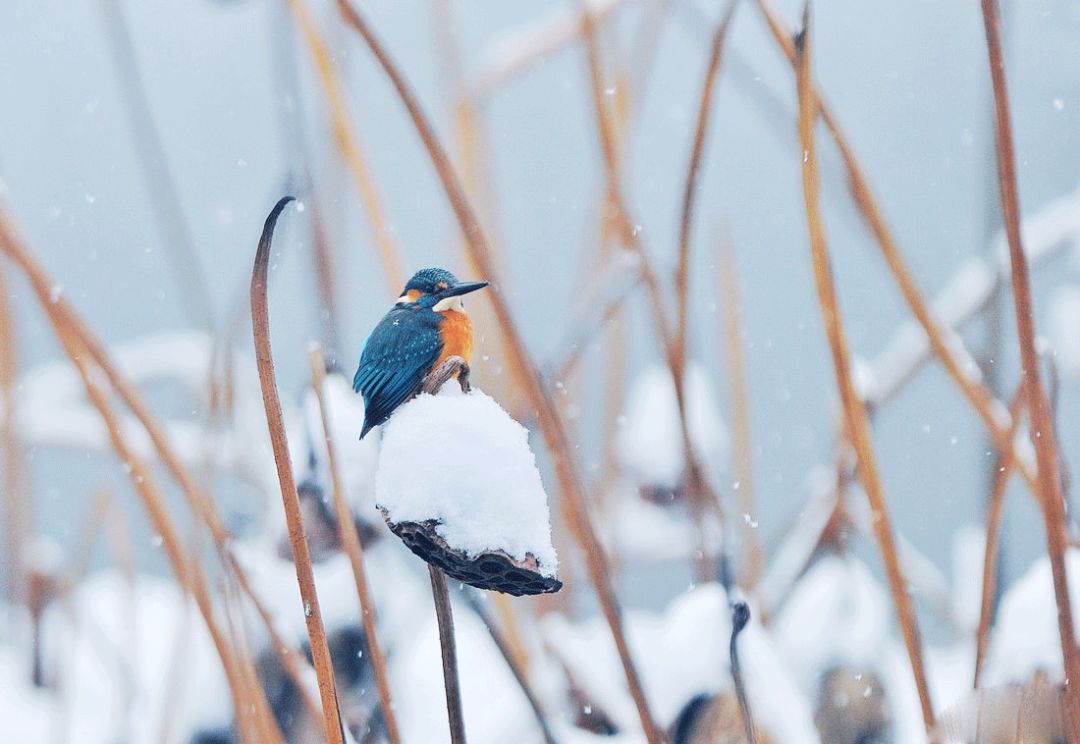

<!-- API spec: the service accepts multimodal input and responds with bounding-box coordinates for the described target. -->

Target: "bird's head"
[396,267,489,312]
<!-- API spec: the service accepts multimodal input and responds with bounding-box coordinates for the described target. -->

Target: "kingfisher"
[354,267,489,439]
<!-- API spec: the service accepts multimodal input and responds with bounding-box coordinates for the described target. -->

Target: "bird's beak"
[442,280,489,298]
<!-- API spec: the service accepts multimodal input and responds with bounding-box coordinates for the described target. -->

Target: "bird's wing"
[353,308,443,436]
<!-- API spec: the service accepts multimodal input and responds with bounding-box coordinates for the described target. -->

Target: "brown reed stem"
[0,204,326,728]
[671,0,738,580]
[287,0,404,293]
[729,601,758,744]
[251,196,345,744]
[0,260,27,604]
[307,343,401,744]
[460,590,559,744]
[753,0,1039,497]
[973,382,1025,688]
[52,321,279,744]
[717,231,762,587]
[675,0,737,375]
[979,2,1080,736]
[794,11,934,730]
[332,4,664,740]
[429,566,467,744]
[578,0,727,589]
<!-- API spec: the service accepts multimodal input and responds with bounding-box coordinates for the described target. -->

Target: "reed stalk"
[307,343,402,744]
[794,10,934,729]
[429,565,467,744]
[979,2,1080,736]
[251,196,345,744]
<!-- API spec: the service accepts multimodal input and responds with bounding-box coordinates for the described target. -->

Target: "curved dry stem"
[979,2,1080,736]
[973,383,1025,688]
[429,566,466,744]
[794,12,934,730]
[729,601,758,744]
[332,4,664,740]
[577,0,728,583]
[52,322,281,744]
[752,0,1038,497]
[287,0,405,293]
[675,0,737,373]
[251,196,345,744]
[0,205,326,729]
[307,344,401,744]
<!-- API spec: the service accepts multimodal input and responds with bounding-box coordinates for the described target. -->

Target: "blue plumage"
[354,304,443,439]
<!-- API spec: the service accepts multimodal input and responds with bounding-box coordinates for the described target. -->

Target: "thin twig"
[753,0,1039,497]
[307,343,401,744]
[461,590,559,744]
[671,0,738,579]
[793,10,934,730]
[973,382,1025,688]
[0,259,27,604]
[429,566,466,744]
[729,601,757,744]
[979,2,1080,736]
[716,231,762,587]
[287,0,405,293]
[251,196,345,744]
[333,4,665,742]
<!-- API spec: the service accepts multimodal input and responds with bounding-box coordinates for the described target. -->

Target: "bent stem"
[307,344,402,744]
[753,0,1039,497]
[333,4,664,741]
[794,11,934,730]
[0,204,327,728]
[979,1,1080,736]
[429,566,467,744]
[251,196,345,744]
[729,601,757,744]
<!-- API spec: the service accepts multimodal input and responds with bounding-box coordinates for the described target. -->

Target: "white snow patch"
[983,547,1080,686]
[1050,284,1080,379]
[616,363,727,491]
[376,387,558,575]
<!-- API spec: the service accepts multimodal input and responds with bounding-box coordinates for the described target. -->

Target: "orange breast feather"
[435,310,473,369]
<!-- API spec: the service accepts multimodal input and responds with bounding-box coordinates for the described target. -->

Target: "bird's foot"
[421,356,471,395]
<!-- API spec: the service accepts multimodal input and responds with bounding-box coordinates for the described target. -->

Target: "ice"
[375,387,558,575]
[616,363,727,492]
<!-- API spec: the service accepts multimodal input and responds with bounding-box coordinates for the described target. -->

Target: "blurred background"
[2,0,1080,742]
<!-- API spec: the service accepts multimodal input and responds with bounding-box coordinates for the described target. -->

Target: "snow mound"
[375,387,558,575]
[616,363,727,492]
[983,547,1080,686]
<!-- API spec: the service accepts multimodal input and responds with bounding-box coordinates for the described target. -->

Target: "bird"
[353,267,489,439]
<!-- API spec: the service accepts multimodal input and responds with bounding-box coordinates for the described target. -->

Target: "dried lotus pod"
[931,679,1064,744]
[670,692,773,744]
[382,513,562,596]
